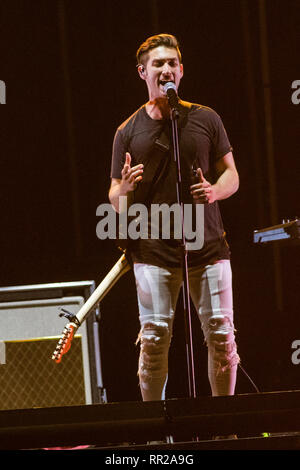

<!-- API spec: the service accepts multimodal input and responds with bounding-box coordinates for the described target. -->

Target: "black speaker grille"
[0,336,86,410]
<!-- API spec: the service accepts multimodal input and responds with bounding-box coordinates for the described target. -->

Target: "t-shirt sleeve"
[110,128,127,179]
[211,113,233,160]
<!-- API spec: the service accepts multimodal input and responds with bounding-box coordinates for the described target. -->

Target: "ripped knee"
[207,316,240,372]
[136,321,171,382]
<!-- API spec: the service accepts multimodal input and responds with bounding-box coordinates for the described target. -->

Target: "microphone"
[163,81,180,117]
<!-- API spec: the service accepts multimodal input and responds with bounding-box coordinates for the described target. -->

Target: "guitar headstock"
[51,322,78,363]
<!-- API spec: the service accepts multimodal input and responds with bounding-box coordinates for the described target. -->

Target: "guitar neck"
[76,253,131,325]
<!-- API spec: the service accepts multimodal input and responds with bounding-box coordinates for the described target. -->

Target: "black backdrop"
[1,0,299,403]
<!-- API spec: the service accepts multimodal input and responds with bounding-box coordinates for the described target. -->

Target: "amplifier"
[0,281,106,410]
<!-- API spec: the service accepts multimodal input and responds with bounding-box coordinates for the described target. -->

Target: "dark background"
[1,0,299,403]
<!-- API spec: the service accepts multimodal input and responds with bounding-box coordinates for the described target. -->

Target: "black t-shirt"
[111,100,232,268]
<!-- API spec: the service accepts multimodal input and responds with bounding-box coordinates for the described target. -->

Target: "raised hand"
[120,152,144,193]
[190,168,216,204]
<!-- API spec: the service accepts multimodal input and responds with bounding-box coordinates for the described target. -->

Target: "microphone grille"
[163,81,177,93]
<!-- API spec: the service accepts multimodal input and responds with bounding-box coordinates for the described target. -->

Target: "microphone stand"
[169,104,197,399]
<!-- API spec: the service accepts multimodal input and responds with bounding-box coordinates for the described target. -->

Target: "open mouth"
[158,79,174,93]
[159,79,173,86]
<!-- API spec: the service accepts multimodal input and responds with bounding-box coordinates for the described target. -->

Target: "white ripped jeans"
[134,260,240,401]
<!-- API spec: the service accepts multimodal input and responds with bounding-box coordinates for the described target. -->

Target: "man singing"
[109,33,240,402]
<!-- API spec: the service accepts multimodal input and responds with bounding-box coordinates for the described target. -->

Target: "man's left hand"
[190,168,216,204]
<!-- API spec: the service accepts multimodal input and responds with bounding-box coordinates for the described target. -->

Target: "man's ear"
[180,63,184,78]
[138,64,146,80]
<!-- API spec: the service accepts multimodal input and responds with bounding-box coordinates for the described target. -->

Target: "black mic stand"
[169,104,197,399]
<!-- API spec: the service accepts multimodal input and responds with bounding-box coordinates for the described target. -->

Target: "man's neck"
[145,98,171,120]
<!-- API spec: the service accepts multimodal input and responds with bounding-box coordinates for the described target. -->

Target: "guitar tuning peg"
[59,308,80,326]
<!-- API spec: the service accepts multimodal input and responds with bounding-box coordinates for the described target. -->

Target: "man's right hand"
[109,153,143,213]
[120,152,143,193]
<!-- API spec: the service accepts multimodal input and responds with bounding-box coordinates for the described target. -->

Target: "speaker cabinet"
[0,281,106,410]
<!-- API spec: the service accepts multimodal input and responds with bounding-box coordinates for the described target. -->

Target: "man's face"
[140,46,183,101]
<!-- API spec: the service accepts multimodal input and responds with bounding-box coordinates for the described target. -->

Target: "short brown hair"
[136,33,182,66]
